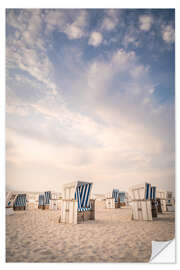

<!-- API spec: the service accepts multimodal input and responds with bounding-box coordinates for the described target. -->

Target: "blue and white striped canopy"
[44,191,51,205]
[38,191,51,206]
[112,189,119,203]
[145,183,151,200]
[14,194,26,207]
[74,182,92,211]
[38,194,44,206]
[150,186,156,200]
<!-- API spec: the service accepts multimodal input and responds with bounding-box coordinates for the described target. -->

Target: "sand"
[6,201,175,263]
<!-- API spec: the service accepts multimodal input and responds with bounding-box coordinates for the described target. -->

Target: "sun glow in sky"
[6,9,175,193]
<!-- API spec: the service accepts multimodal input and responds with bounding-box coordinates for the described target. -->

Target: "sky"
[6,9,175,194]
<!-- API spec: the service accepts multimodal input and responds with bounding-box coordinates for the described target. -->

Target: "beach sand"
[6,201,175,263]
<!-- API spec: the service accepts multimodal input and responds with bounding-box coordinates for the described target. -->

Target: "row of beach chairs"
[6,181,174,224]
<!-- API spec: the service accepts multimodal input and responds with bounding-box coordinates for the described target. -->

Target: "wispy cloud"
[6,9,175,192]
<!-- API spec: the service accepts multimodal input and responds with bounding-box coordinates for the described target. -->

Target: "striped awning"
[44,191,51,205]
[145,183,151,200]
[150,186,156,200]
[75,182,92,211]
[112,189,119,203]
[38,194,45,206]
[14,194,26,207]
[38,191,51,206]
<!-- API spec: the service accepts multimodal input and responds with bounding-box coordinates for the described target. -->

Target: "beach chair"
[6,193,17,208]
[150,186,158,217]
[156,189,167,213]
[60,181,95,224]
[112,189,120,207]
[26,193,39,209]
[43,191,51,209]
[13,194,26,211]
[38,194,44,209]
[50,193,62,210]
[166,191,175,211]
[106,189,121,208]
[38,191,51,210]
[119,192,126,207]
[130,183,153,221]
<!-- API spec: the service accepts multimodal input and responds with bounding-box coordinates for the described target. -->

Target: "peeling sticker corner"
[150,239,175,263]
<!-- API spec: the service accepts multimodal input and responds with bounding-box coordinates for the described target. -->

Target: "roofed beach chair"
[6,193,17,208]
[43,191,51,209]
[130,183,153,221]
[156,189,167,213]
[13,194,27,211]
[49,192,62,210]
[38,194,44,209]
[105,188,120,209]
[112,189,121,208]
[60,181,95,224]
[38,191,51,209]
[119,191,126,206]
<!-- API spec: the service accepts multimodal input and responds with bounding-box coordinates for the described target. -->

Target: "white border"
[0,1,179,269]
[0,6,5,265]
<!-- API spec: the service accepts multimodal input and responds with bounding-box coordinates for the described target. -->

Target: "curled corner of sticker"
[150,239,175,263]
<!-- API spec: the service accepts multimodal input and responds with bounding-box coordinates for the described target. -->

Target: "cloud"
[64,10,87,39]
[101,17,116,31]
[139,15,153,31]
[123,33,139,48]
[101,9,120,32]
[162,24,175,44]
[6,11,59,99]
[122,24,140,48]
[6,10,175,193]
[64,24,84,39]
[130,65,149,78]
[44,9,88,40]
[43,9,67,33]
[88,31,103,47]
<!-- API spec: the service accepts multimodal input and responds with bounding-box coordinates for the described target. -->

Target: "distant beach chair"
[26,193,39,209]
[38,194,45,209]
[38,191,51,209]
[43,191,51,209]
[13,194,26,211]
[49,192,62,210]
[119,192,126,207]
[106,189,121,208]
[156,190,174,213]
[6,193,17,208]
[60,181,95,224]
[156,189,167,213]
[166,191,175,211]
[130,183,153,221]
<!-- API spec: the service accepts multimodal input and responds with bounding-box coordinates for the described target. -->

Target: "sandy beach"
[6,201,175,263]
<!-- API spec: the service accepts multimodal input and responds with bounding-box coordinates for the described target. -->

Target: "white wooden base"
[106,198,115,209]
[60,200,78,224]
[50,199,62,210]
[161,199,167,213]
[132,200,152,221]
[60,199,95,224]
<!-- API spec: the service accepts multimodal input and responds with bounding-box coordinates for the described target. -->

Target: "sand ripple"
[6,201,175,262]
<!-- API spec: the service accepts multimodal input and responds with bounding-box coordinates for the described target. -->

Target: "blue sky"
[6,9,175,193]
